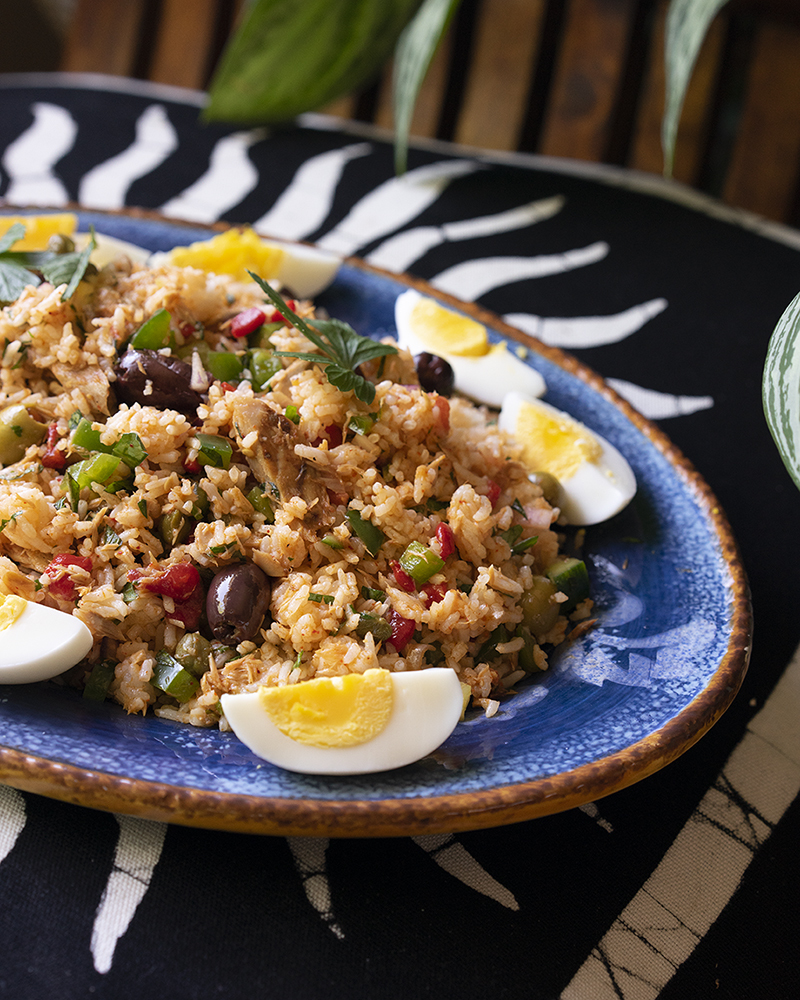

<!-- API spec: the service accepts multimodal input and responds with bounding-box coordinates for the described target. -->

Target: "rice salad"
[0,228,593,729]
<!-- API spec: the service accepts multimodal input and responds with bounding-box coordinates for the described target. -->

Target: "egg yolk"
[513,401,602,480]
[164,227,285,282]
[0,213,78,250]
[0,593,27,630]
[409,298,488,356]
[257,668,394,747]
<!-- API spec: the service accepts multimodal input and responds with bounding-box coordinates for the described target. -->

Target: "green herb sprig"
[0,223,97,304]
[247,270,397,405]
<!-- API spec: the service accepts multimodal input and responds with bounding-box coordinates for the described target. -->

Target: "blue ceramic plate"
[0,210,751,836]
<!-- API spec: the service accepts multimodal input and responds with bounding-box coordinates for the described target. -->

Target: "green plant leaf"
[204,0,424,124]
[662,0,730,175]
[392,0,462,174]
[0,256,40,302]
[246,270,395,405]
[39,227,97,301]
[0,222,26,254]
[763,291,800,491]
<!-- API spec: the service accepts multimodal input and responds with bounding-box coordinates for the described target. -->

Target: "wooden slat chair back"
[60,0,800,226]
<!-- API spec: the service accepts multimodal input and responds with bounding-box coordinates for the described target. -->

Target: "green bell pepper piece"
[130,308,172,349]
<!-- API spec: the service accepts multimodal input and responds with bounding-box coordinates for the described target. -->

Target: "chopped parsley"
[308,592,335,604]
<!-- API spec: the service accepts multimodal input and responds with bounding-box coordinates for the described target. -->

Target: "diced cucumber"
[546,557,589,613]
[153,650,200,702]
[515,626,547,673]
[83,659,116,701]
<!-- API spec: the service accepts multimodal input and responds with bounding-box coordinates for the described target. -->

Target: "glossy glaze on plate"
[0,209,751,836]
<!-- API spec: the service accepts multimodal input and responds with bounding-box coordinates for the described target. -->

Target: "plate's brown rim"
[0,207,753,836]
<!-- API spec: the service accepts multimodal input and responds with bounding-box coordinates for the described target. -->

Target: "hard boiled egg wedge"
[75,230,152,268]
[0,212,78,250]
[394,289,546,408]
[499,391,636,526]
[221,667,464,775]
[0,593,93,684]
[149,227,341,298]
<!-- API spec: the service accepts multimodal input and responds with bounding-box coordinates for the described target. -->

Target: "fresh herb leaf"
[0,223,26,254]
[204,0,423,124]
[354,613,392,641]
[392,0,461,174]
[308,592,334,604]
[101,524,122,547]
[0,256,38,302]
[361,585,386,602]
[39,227,97,301]
[210,541,238,555]
[0,224,97,304]
[511,534,539,556]
[248,271,396,405]
[11,342,29,370]
[663,0,729,175]
[499,525,523,546]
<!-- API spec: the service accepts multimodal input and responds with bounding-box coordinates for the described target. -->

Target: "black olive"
[206,563,272,644]
[114,349,203,413]
[415,352,455,396]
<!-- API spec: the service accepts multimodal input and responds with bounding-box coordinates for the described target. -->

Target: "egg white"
[499,392,637,526]
[75,231,152,268]
[271,241,341,298]
[0,599,94,684]
[395,289,546,407]
[221,668,464,775]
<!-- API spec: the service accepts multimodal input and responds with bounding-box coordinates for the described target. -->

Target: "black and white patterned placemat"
[1,73,799,1000]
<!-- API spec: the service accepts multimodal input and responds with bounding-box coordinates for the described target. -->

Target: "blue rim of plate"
[0,208,752,836]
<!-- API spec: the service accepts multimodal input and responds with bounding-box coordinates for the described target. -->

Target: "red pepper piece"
[169,581,205,630]
[45,553,92,601]
[129,562,200,603]
[184,457,201,474]
[485,479,501,507]
[325,424,343,448]
[179,321,202,340]
[434,522,455,559]
[386,609,415,651]
[311,424,343,448]
[229,307,267,338]
[266,301,295,323]
[391,560,416,593]
[422,582,447,605]
[41,424,66,470]
[431,396,450,435]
